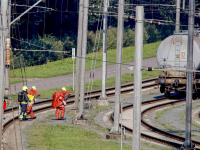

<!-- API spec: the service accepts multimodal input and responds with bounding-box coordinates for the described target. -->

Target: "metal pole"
[132,6,144,150]
[100,0,108,100]
[72,48,75,91]
[175,0,180,32]
[110,0,124,134]
[73,58,74,91]
[121,103,123,150]
[74,0,84,109]
[183,0,195,148]
[0,0,7,148]
[77,0,89,118]
[10,0,43,26]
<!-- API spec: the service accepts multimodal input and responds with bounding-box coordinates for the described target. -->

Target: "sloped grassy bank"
[10,41,160,79]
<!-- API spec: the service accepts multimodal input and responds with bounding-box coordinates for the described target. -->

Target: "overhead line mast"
[77,0,89,119]
[110,0,124,134]
[132,6,144,150]
[74,0,84,110]
[100,0,108,100]
[183,0,195,149]
[0,1,8,148]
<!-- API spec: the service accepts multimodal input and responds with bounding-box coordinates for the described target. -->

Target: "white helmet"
[32,86,36,90]
[22,86,28,91]
[62,87,66,91]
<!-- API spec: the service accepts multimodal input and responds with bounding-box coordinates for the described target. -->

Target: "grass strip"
[10,78,25,85]
[141,142,174,150]
[37,70,159,99]
[25,123,132,150]
[10,42,160,78]
[155,105,182,132]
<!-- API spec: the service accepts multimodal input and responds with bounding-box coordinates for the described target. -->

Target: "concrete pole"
[74,0,84,109]
[4,0,10,97]
[77,0,89,118]
[73,58,74,91]
[183,0,195,148]
[175,0,180,32]
[110,0,124,134]
[132,6,144,150]
[0,0,7,148]
[100,0,108,100]
[182,0,185,9]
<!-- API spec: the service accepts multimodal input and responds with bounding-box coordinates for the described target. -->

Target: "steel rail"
[2,77,159,145]
[141,99,200,148]
[4,77,158,114]
[114,98,200,149]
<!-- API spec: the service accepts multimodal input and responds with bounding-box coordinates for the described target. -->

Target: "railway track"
[3,77,160,147]
[112,96,200,149]
[4,77,158,115]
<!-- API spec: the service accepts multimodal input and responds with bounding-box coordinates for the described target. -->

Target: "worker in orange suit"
[27,86,41,119]
[55,87,72,120]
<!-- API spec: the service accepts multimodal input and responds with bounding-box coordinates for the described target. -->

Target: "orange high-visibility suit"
[55,91,72,120]
[27,89,41,118]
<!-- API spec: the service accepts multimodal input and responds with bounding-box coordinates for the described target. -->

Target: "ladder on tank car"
[174,35,182,76]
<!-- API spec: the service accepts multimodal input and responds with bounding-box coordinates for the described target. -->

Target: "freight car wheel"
[160,85,165,93]
[165,91,170,98]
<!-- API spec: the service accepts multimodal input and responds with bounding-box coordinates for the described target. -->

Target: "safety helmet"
[22,86,28,91]
[62,87,66,91]
[32,86,36,90]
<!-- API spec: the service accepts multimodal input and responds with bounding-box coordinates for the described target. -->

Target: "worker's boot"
[19,115,23,121]
[23,113,28,121]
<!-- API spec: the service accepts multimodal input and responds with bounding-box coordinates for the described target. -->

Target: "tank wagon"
[157,29,200,97]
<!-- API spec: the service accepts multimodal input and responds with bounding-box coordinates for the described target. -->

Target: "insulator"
[6,38,10,66]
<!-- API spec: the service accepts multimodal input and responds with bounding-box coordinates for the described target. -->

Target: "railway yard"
[2,78,200,150]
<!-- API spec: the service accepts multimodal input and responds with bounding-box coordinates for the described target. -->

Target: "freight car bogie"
[159,75,200,98]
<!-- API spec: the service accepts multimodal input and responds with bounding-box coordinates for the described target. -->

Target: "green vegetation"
[180,104,200,121]
[10,42,160,79]
[25,120,173,150]
[86,104,111,133]
[26,123,132,150]
[141,142,174,150]
[180,103,200,140]
[155,106,179,132]
[37,70,158,99]
[10,78,24,85]
[156,103,200,139]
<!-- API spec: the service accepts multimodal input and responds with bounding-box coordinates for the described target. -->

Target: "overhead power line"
[12,48,70,53]
[11,4,54,11]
